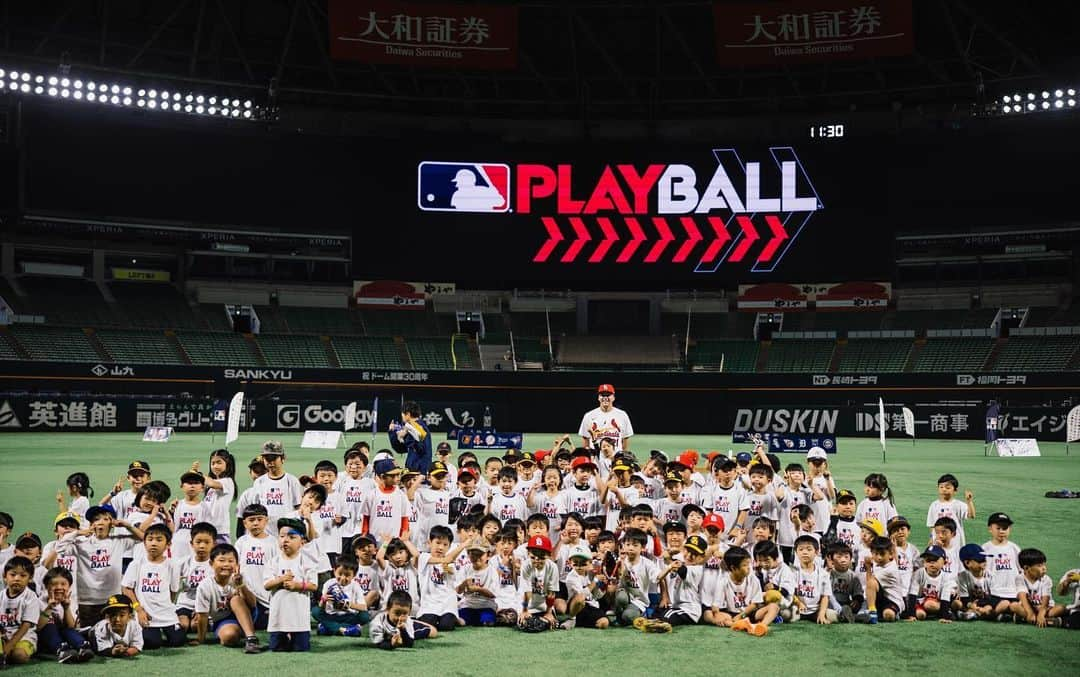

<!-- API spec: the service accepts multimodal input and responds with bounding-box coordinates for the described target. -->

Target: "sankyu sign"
[418,148,822,273]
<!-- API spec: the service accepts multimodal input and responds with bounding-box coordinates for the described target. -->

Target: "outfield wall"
[0,361,1075,441]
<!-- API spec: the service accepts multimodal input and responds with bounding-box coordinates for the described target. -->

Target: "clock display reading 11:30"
[810,124,845,139]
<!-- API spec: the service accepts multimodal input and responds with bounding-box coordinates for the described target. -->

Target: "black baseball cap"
[430,461,450,477]
[127,460,151,474]
[987,512,1014,527]
[681,504,705,519]
[436,441,452,453]
[662,520,687,534]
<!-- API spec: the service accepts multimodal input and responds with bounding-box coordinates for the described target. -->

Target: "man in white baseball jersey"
[578,384,634,453]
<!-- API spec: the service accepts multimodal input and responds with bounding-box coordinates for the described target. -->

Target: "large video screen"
[21,105,1080,287]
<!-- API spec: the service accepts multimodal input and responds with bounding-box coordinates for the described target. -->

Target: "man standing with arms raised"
[578,384,634,453]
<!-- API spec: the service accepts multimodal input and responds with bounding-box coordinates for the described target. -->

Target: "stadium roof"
[3,1,1079,120]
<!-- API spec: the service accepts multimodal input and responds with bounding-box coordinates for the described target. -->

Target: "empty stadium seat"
[994,336,1080,372]
[10,325,100,362]
[278,306,361,335]
[836,338,913,372]
[406,337,455,370]
[765,339,835,372]
[176,331,260,366]
[510,312,576,336]
[18,277,116,327]
[95,329,184,364]
[912,337,992,372]
[0,331,21,360]
[330,336,405,370]
[557,336,679,369]
[361,310,443,336]
[688,339,759,372]
[109,282,200,329]
[513,336,551,366]
[257,334,331,368]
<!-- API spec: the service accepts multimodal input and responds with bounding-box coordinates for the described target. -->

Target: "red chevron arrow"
[560,217,591,263]
[588,217,619,263]
[672,217,703,263]
[699,216,731,264]
[756,214,789,263]
[643,217,675,263]
[728,215,760,263]
[533,217,564,262]
[616,217,646,263]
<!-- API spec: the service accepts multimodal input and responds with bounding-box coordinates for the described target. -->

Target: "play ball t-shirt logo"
[264,488,284,507]
[417,162,511,212]
[245,547,266,566]
[91,548,111,570]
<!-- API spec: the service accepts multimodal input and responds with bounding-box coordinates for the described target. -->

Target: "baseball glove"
[633,616,673,633]
[518,615,552,633]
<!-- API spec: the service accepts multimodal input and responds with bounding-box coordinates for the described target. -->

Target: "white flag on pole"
[225,391,244,446]
[344,402,358,432]
[902,407,915,438]
[878,398,886,448]
[1067,405,1080,443]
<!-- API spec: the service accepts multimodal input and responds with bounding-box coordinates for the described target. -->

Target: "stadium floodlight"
[0,63,277,122]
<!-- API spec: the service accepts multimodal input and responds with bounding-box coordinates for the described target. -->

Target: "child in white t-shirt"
[313,554,371,636]
[926,473,975,547]
[1,556,40,665]
[792,535,835,623]
[92,595,143,658]
[982,512,1022,621]
[192,543,260,653]
[171,472,207,562]
[456,541,499,627]
[416,525,466,632]
[369,590,437,649]
[234,504,277,629]
[1014,548,1067,627]
[252,442,304,521]
[120,524,183,649]
[375,537,416,615]
[263,517,317,652]
[197,450,237,543]
[69,505,144,628]
[176,522,218,632]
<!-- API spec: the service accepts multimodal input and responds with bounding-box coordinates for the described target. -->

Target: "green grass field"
[2,432,1080,676]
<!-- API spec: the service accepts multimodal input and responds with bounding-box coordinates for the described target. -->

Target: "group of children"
[2,437,1079,665]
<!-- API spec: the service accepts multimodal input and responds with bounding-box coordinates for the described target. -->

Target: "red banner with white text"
[713,0,913,66]
[329,0,518,69]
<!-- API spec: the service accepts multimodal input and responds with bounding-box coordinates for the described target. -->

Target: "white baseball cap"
[806,446,827,460]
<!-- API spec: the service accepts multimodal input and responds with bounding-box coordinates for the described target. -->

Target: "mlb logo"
[417,161,511,213]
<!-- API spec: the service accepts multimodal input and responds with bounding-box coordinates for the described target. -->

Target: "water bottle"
[482,406,492,429]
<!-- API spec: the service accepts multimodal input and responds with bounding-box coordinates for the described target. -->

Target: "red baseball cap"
[457,467,478,481]
[571,456,597,471]
[527,535,552,553]
[677,451,699,469]
[534,450,550,464]
[703,513,726,532]
[597,384,615,395]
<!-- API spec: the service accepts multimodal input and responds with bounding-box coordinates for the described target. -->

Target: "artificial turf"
[1,432,1079,676]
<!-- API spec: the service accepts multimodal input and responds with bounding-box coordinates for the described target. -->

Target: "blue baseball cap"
[735,452,753,464]
[85,505,116,522]
[373,458,403,476]
[920,545,946,560]
[958,543,987,562]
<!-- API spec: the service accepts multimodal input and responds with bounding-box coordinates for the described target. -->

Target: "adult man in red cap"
[578,384,634,453]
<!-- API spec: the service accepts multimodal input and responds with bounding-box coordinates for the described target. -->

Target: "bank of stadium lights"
[995,87,1077,115]
[0,66,276,122]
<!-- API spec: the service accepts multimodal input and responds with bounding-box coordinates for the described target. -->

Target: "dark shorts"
[874,591,901,616]
[989,595,1017,607]
[177,608,195,620]
[574,604,607,628]
[556,582,569,600]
